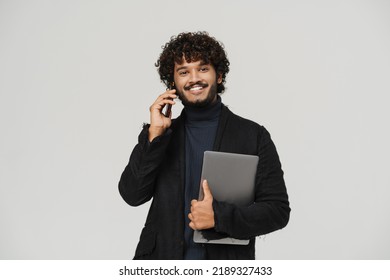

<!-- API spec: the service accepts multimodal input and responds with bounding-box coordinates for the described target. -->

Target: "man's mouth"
[190,86,204,91]
[185,83,208,92]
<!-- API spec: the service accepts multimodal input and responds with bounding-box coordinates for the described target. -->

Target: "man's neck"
[184,96,222,123]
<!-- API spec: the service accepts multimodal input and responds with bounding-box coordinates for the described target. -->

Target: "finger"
[151,93,176,109]
[159,90,177,100]
[165,88,177,94]
[158,99,176,108]
[155,96,176,106]
[188,213,193,221]
[189,221,196,230]
[150,99,176,113]
[191,199,197,206]
[202,180,213,200]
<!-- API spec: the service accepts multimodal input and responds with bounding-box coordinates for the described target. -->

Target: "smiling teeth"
[190,86,203,91]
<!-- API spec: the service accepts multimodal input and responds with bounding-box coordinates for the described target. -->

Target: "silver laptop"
[193,151,259,245]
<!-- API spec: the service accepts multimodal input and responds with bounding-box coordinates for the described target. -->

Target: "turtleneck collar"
[184,95,222,124]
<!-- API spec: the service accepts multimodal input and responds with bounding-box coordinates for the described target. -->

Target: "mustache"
[184,82,208,91]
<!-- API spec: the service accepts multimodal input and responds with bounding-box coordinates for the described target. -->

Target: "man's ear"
[217,73,223,84]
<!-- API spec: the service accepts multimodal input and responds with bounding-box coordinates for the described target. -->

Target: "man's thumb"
[202,180,213,199]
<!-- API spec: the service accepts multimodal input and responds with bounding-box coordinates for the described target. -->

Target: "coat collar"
[173,103,231,152]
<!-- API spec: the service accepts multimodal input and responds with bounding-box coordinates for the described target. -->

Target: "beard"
[176,81,218,108]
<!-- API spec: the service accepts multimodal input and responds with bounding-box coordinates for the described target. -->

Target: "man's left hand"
[188,180,215,230]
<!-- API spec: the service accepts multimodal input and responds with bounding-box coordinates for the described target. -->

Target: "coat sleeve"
[212,127,290,239]
[118,125,172,206]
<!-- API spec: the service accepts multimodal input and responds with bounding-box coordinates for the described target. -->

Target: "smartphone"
[163,85,175,117]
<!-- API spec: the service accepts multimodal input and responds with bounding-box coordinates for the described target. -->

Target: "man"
[118,32,290,260]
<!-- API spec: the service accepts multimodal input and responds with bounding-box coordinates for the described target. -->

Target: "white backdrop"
[1,0,389,259]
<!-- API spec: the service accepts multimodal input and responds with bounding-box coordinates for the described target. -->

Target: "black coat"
[119,105,290,259]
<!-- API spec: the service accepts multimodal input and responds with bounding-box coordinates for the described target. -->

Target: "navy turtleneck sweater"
[183,96,222,260]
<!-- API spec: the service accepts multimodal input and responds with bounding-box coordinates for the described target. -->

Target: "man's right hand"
[148,89,177,142]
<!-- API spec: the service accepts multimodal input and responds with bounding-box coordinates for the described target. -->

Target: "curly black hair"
[155,31,230,94]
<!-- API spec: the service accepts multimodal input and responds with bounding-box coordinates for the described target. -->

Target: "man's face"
[173,59,222,108]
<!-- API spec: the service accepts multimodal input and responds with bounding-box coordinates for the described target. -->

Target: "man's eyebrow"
[175,61,209,72]
[175,66,188,72]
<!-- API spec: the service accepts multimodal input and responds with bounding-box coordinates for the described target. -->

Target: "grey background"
[1,0,389,259]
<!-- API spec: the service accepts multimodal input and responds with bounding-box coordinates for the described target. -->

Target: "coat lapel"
[213,105,230,151]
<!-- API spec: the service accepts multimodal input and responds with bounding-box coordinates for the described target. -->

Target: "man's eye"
[179,71,188,76]
[200,67,209,72]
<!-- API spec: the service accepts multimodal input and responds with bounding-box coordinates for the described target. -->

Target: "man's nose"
[188,69,200,83]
